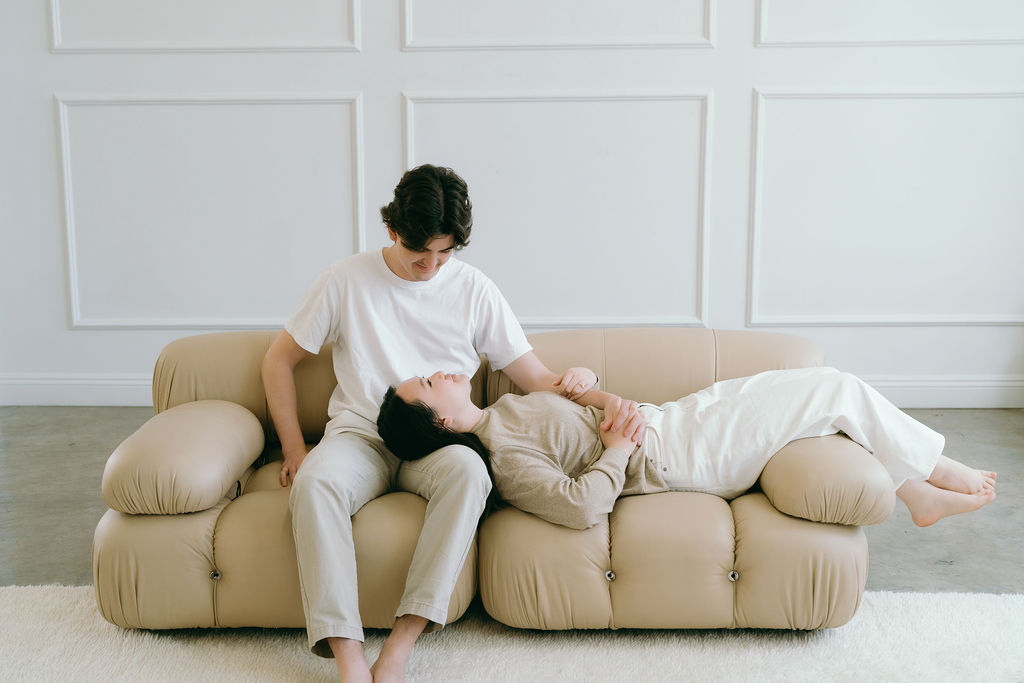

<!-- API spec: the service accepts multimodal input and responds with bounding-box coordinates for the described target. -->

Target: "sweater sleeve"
[491,446,633,530]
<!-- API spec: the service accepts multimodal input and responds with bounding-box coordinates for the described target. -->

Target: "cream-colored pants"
[289,433,490,657]
[642,367,945,499]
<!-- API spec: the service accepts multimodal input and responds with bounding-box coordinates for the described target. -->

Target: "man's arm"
[501,351,646,443]
[500,350,596,399]
[261,330,314,487]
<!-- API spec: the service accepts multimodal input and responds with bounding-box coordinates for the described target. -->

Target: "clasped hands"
[554,367,646,451]
[599,394,645,452]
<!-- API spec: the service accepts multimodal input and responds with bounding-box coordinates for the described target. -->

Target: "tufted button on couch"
[93,328,894,632]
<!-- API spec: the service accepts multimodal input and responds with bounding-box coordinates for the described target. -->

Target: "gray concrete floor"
[0,406,1021,592]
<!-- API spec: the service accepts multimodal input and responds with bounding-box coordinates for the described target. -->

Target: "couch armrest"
[102,400,265,515]
[759,434,895,526]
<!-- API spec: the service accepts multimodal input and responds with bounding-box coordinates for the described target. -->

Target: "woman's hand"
[553,366,598,400]
[600,409,639,453]
[600,394,647,444]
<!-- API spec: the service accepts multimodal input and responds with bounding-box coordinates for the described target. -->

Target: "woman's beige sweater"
[471,391,668,529]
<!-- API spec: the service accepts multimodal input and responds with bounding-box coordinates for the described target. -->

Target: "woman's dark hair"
[379,164,473,252]
[377,386,502,516]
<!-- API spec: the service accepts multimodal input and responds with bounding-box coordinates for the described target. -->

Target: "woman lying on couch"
[376,367,995,530]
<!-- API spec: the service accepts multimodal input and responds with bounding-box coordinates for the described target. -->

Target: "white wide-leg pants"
[642,367,945,499]
[289,432,490,657]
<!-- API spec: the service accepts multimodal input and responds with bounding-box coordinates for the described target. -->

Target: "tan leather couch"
[94,328,894,632]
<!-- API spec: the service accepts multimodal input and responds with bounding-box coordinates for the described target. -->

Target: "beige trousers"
[289,432,490,657]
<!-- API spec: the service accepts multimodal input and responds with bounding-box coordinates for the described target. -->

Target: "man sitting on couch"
[261,164,644,682]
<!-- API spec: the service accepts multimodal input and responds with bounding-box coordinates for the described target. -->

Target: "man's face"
[386,230,456,282]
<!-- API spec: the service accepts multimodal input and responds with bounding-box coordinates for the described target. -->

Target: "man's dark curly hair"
[379,164,473,252]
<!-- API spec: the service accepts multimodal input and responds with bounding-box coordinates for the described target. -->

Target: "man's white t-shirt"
[286,249,532,438]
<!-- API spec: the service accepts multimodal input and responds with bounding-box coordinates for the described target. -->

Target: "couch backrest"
[152,328,824,443]
[486,328,826,405]
[152,330,486,443]
[153,331,334,442]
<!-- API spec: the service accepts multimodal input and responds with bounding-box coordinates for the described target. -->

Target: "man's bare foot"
[328,637,372,683]
[897,478,996,527]
[369,614,428,683]
[369,655,405,683]
[927,455,996,494]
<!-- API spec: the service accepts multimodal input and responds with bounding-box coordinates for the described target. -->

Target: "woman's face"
[396,371,472,421]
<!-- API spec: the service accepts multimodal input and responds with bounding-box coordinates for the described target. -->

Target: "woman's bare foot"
[897,478,996,527]
[926,455,996,494]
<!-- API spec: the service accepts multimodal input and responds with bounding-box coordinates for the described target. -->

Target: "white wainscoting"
[403,0,713,49]
[757,0,1024,46]
[57,94,364,329]
[0,373,153,406]
[51,0,360,52]
[4,0,1023,407]
[863,374,1024,409]
[406,92,711,327]
[749,90,1024,327]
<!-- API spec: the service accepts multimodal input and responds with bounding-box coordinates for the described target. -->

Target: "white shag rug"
[1,586,1022,682]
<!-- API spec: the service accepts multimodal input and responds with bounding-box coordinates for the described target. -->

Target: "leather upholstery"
[480,328,889,630]
[94,328,892,632]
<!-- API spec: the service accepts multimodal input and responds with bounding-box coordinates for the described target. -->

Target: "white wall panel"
[750,91,1024,326]
[406,93,710,327]
[58,95,363,328]
[52,0,359,51]
[404,0,712,49]
[758,0,1024,46]
[5,0,1024,407]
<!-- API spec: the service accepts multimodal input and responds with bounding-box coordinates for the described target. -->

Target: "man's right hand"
[262,330,315,489]
[280,448,307,487]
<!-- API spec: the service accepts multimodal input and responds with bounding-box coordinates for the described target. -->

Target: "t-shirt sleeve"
[472,277,532,371]
[284,268,338,354]
[491,446,632,530]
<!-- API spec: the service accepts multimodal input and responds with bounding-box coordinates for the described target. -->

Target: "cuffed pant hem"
[396,600,448,633]
[308,623,365,659]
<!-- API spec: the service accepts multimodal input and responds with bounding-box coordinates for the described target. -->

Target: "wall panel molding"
[402,0,714,50]
[0,373,153,406]
[405,92,712,328]
[57,93,365,330]
[51,0,361,53]
[756,0,1024,47]
[863,374,1024,408]
[4,371,1020,408]
[748,89,1024,327]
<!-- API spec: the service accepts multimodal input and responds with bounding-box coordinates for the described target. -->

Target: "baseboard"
[0,374,152,406]
[862,374,1024,409]
[1,372,1022,409]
